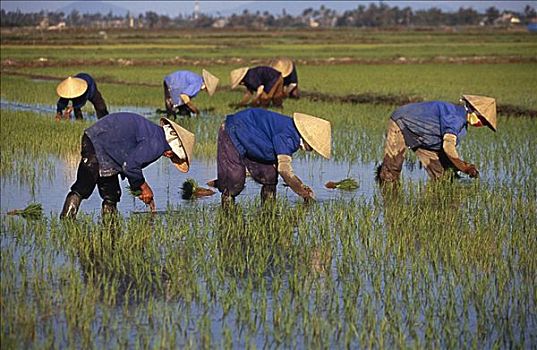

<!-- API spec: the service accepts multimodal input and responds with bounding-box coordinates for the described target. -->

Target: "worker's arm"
[179,94,200,115]
[277,155,315,201]
[250,85,266,106]
[138,182,154,205]
[56,98,69,120]
[443,133,479,178]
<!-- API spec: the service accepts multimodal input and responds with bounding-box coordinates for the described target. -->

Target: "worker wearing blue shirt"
[377,95,497,184]
[55,73,108,120]
[163,69,219,118]
[59,112,195,218]
[211,108,331,207]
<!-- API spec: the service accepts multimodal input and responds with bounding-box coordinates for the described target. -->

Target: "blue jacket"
[391,101,468,151]
[242,66,281,94]
[164,71,203,106]
[56,73,97,112]
[85,112,171,190]
[225,108,301,163]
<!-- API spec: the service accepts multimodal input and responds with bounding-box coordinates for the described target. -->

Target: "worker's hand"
[63,106,73,119]
[138,182,154,205]
[303,185,316,203]
[55,112,62,121]
[465,164,479,178]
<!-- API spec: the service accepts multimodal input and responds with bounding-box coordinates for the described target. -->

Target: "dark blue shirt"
[225,108,301,163]
[242,66,281,94]
[85,112,171,189]
[56,73,97,112]
[391,101,468,151]
[163,70,203,106]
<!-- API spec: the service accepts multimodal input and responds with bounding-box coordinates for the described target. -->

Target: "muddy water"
[0,99,435,216]
[3,154,416,217]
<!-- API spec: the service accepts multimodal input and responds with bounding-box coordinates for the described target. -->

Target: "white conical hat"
[230,67,249,89]
[270,58,294,77]
[293,113,332,159]
[202,69,219,96]
[56,76,88,98]
[462,94,497,131]
[160,118,195,173]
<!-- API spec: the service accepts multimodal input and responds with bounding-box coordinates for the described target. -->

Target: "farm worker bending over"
[212,108,331,207]
[230,66,285,108]
[270,58,300,99]
[163,69,219,118]
[55,73,109,121]
[60,112,195,218]
[377,94,497,184]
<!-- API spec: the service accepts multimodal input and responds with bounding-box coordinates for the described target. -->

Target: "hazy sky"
[1,1,534,16]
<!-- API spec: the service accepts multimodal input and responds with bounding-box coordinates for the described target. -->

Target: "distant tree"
[67,10,81,26]
[456,7,480,25]
[144,11,159,28]
[524,5,537,20]
[485,6,500,25]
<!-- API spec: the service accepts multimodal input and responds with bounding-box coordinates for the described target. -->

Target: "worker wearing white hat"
[377,95,497,184]
[270,58,300,99]
[210,108,331,207]
[163,69,219,118]
[60,112,194,219]
[55,73,108,121]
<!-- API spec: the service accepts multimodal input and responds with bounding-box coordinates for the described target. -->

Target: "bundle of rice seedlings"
[325,178,359,191]
[181,178,216,200]
[7,203,43,220]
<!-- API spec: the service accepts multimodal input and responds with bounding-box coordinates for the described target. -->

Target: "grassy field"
[1,28,536,348]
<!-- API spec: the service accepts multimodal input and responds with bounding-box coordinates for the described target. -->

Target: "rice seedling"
[324,178,359,190]
[180,178,215,200]
[6,202,43,220]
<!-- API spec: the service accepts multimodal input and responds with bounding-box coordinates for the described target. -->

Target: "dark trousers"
[163,82,193,118]
[216,124,278,197]
[74,89,109,120]
[70,133,121,203]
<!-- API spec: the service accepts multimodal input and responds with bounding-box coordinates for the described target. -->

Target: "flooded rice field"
[2,100,536,347]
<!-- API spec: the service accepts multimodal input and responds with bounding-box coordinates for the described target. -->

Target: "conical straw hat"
[230,67,249,89]
[462,94,497,131]
[202,69,219,96]
[160,118,195,173]
[270,58,294,77]
[293,113,332,159]
[56,76,88,98]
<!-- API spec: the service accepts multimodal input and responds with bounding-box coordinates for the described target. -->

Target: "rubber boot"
[60,191,81,219]
[101,200,118,216]
[260,184,276,204]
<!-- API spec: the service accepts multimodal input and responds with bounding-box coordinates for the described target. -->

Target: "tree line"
[1,3,536,29]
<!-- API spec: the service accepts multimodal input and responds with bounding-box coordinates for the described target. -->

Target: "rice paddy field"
[1,28,536,348]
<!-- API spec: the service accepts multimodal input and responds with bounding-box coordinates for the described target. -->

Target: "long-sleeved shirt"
[56,73,97,112]
[163,71,203,106]
[391,101,468,151]
[224,108,301,163]
[84,112,171,189]
[242,66,281,94]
